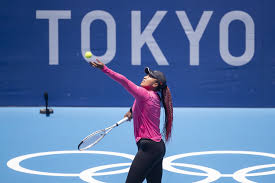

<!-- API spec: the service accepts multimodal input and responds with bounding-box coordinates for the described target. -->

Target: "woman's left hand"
[89,59,105,70]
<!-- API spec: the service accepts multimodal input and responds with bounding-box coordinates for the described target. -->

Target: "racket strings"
[78,118,128,150]
[79,130,106,150]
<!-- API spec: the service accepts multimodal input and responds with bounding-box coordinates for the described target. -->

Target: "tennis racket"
[78,117,129,151]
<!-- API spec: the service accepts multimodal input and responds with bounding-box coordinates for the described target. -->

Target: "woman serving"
[90,59,173,183]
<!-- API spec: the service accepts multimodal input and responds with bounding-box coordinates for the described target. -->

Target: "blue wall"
[1,0,274,107]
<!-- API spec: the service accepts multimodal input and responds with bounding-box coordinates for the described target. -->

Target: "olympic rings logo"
[7,150,275,183]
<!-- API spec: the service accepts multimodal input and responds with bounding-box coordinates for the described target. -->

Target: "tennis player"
[90,59,173,183]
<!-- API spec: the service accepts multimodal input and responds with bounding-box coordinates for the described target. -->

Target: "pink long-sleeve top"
[102,65,162,143]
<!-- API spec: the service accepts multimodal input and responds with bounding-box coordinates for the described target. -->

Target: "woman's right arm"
[124,107,132,121]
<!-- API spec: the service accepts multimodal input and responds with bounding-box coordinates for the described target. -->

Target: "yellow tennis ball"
[85,51,92,58]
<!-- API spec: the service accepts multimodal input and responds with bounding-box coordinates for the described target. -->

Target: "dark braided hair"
[156,84,173,142]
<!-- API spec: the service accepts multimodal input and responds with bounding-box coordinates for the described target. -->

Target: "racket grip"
[116,117,129,126]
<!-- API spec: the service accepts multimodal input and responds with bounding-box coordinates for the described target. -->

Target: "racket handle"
[116,117,129,126]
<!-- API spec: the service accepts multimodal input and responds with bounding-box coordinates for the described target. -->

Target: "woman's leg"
[145,159,163,183]
[125,147,151,183]
[125,139,165,183]
[145,139,165,183]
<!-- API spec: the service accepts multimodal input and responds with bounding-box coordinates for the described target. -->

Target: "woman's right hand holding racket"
[90,59,105,70]
[124,110,132,121]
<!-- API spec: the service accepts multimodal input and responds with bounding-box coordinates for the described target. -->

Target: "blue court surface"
[1,107,275,183]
